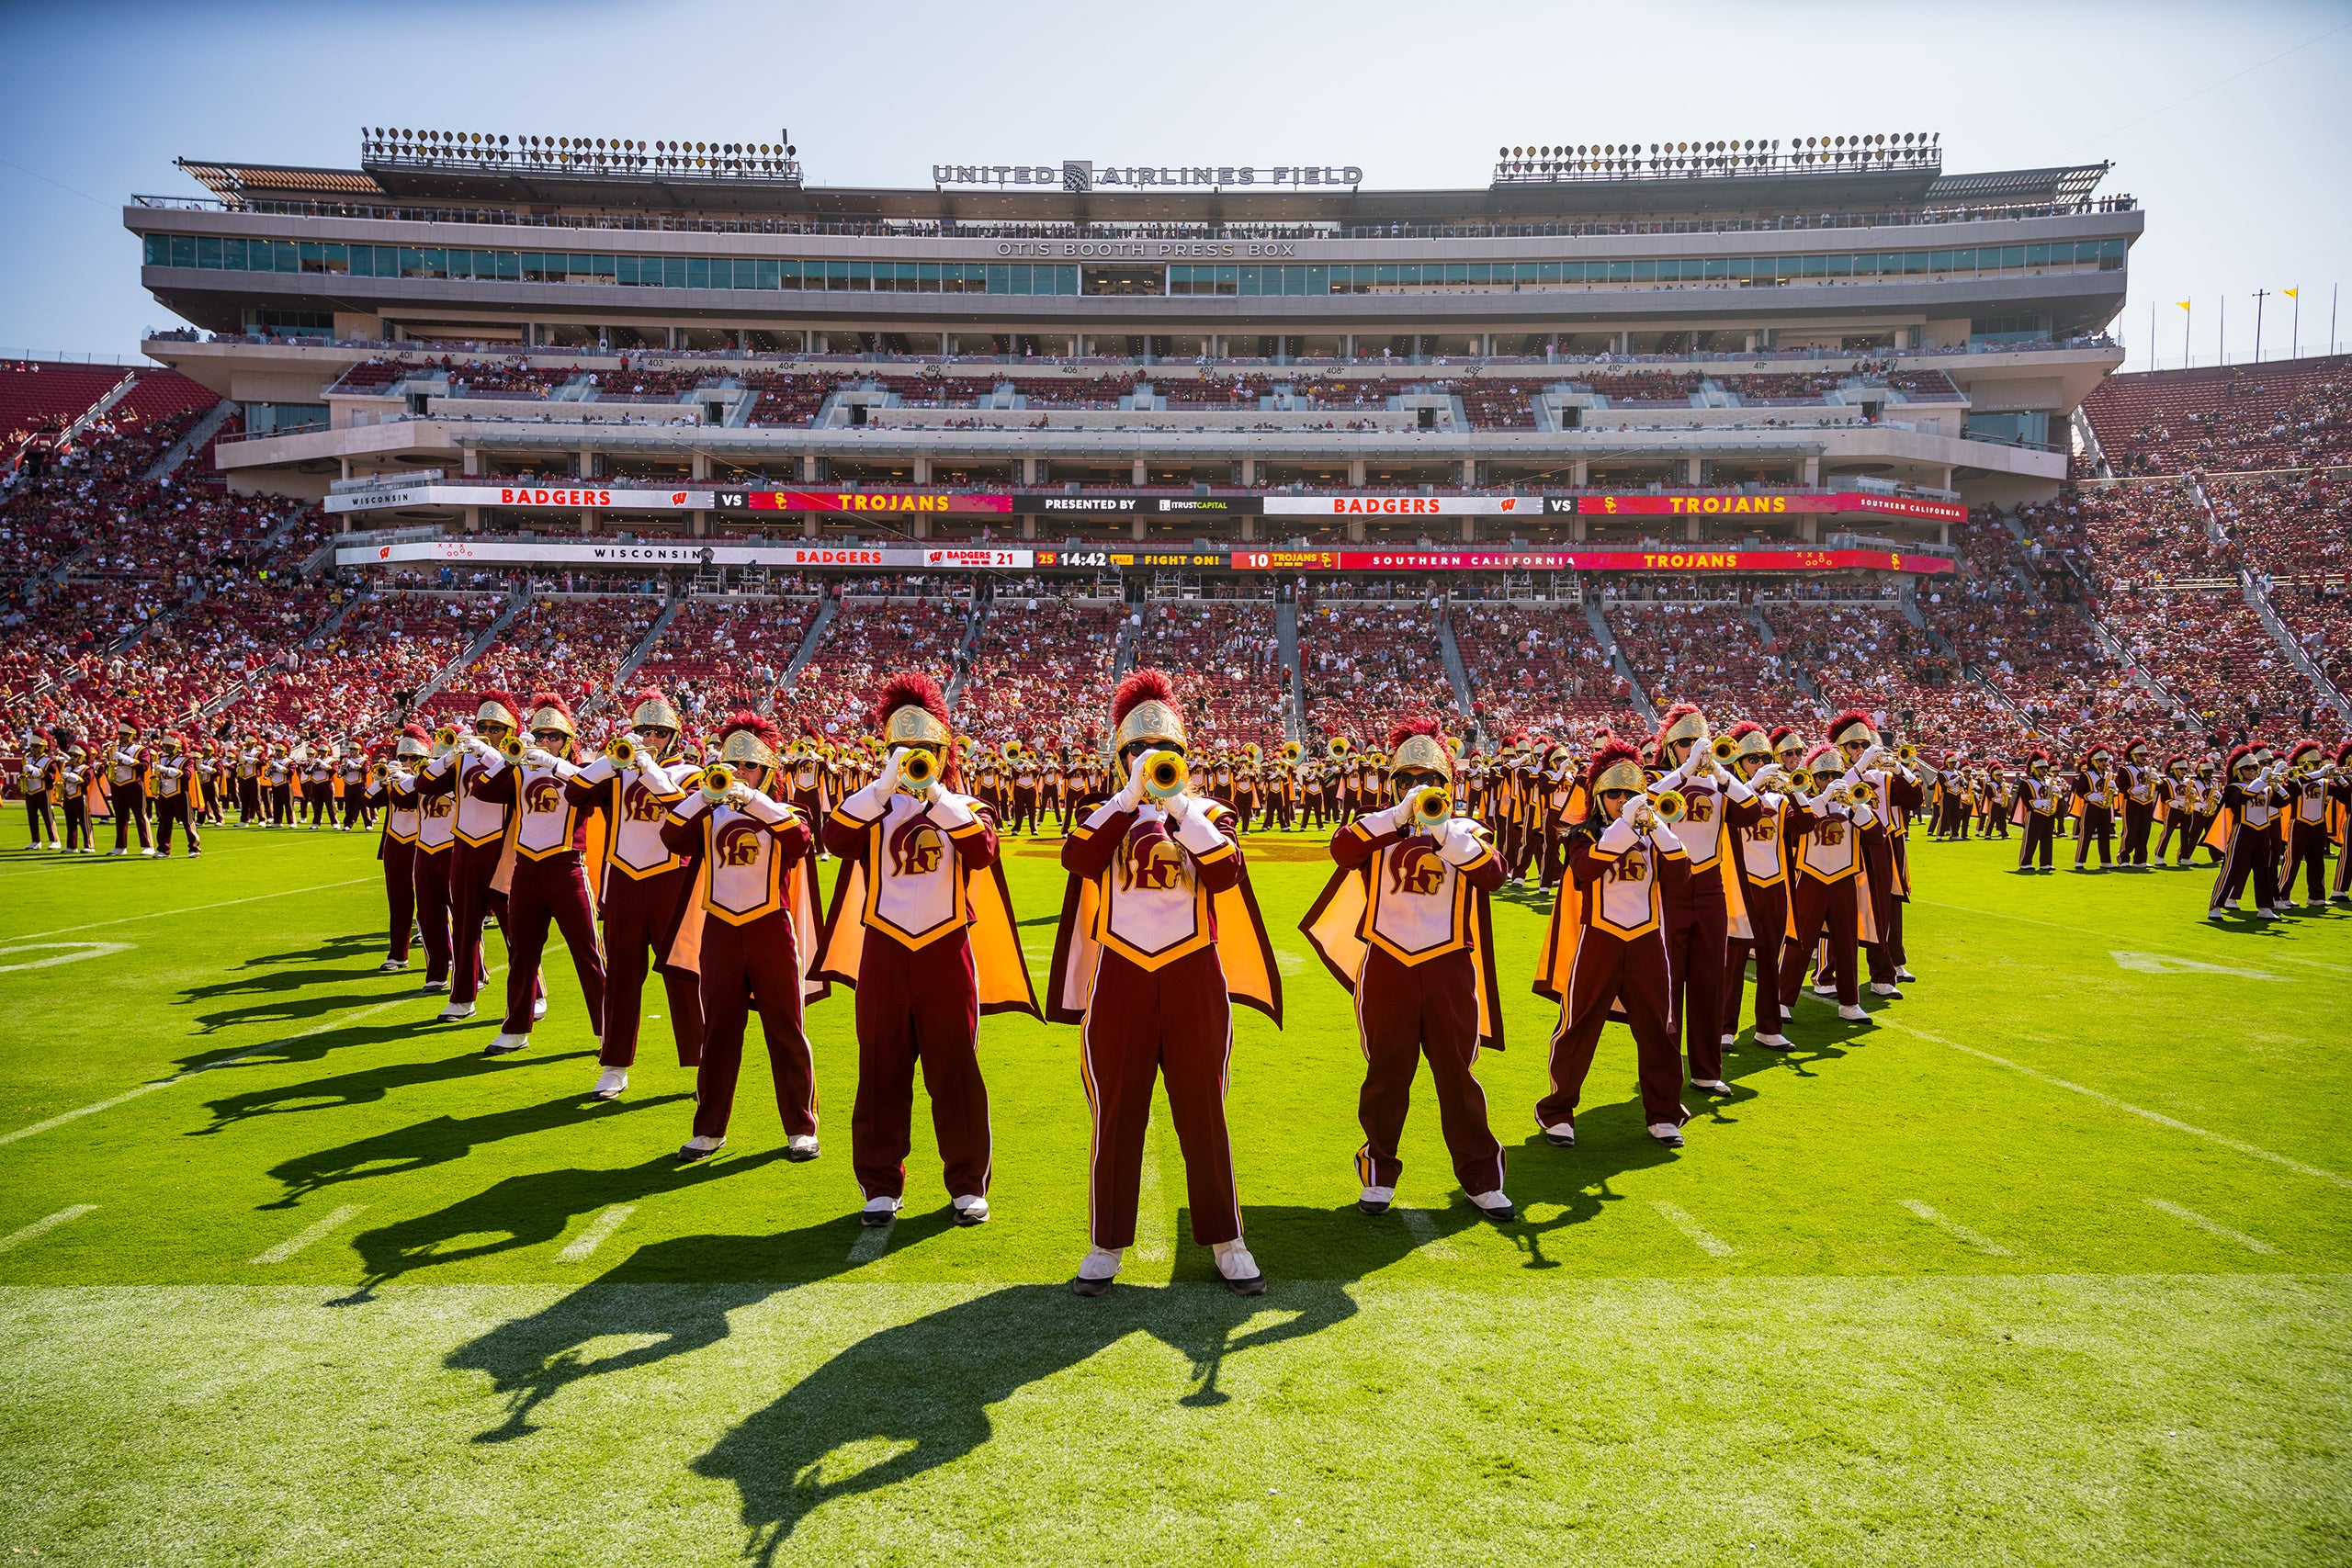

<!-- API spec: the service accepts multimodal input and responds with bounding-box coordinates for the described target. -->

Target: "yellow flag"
[2176,300,2191,311]
[2284,288,2299,299]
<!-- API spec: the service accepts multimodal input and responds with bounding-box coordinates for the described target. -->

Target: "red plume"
[400,723,429,743]
[526,690,571,723]
[476,688,519,717]
[1112,668,1178,727]
[1826,709,1874,742]
[1725,720,1765,740]
[1653,702,1702,745]
[1385,715,1444,750]
[717,710,784,750]
[871,671,950,730]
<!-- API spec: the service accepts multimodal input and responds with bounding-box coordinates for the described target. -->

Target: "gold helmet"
[1829,713,1878,748]
[718,726,780,770]
[1112,672,1186,756]
[1593,755,1647,795]
[526,702,576,739]
[1660,706,1709,749]
[476,694,520,730]
[394,731,431,760]
[1388,726,1452,783]
[1732,728,1774,761]
[630,691,682,730]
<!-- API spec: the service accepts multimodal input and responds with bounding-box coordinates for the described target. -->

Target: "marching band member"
[1300,717,1511,1222]
[1780,743,1879,1025]
[1719,723,1799,1052]
[57,744,94,853]
[470,693,607,1056]
[416,693,539,1025]
[815,673,1037,1227]
[1646,705,1756,1096]
[235,739,263,825]
[2073,743,2117,872]
[784,741,832,857]
[151,736,203,857]
[663,713,828,1166]
[20,736,60,851]
[2154,754,2198,866]
[1009,745,1043,836]
[1536,742,1579,893]
[2280,742,2336,909]
[2208,744,2288,921]
[2014,751,2062,871]
[1531,739,1692,1148]
[1046,670,1282,1298]
[1827,714,1920,995]
[366,728,430,971]
[566,691,706,1100]
[2116,739,2158,868]
[410,726,465,994]
[301,745,334,828]
[338,745,371,829]
[106,720,156,857]
[264,741,294,828]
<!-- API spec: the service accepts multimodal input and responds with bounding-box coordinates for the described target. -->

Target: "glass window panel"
[2100,239,2125,268]
[1929,250,1954,272]
[779,259,801,288]
[1825,254,1851,277]
[1444,263,1468,285]
[1541,262,1562,283]
[197,235,222,269]
[757,259,780,288]
[1238,265,1260,295]
[1951,249,1976,271]
[986,264,1010,293]
[143,234,164,266]
[1999,246,2025,269]
[1630,260,1655,282]
[2025,243,2051,266]
[616,255,640,286]
[170,235,196,267]
[1607,261,1632,282]
[1703,256,1728,279]
[685,258,708,288]
[223,238,248,270]
[1306,265,1328,293]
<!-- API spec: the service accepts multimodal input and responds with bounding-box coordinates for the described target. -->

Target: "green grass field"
[0,814,2346,1565]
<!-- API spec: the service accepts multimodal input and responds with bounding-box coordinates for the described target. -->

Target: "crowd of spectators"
[956,598,1122,744]
[1608,603,1806,719]
[1125,601,1292,750]
[635,596,819,727]
[2084,355,2352,475]
[1297,601,1458,744]
[1452,604,1630,739]
[783,598,971,739]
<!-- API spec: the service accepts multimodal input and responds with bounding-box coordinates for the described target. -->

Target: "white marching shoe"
[952,1194,989,1226]
[1692,1078,1734,1097]
[676,1134,726,1165]
[1647,1122,1686,1148]
[140,847,157,857]
[1357,1184,1395,1215]
[590,1067,628,1100]
[531,995,548,1022]
[1468,1190,1516,1224]
[1542,1122,1577,1148]
[485,1032,528,1055]
[1753,1032,1794,1051]
[436,1000,476,1022]
[1838,1004,1871,1022]
[1212,1238,1267,1296]
[1871,982,1904,998]
[378,959,409,973]
[1811,982,1838,997]
[1894,966,1918,983]
[1719,1032,1737,1048]
[1071,1246,1124,1296]
[786,1134,821,1161]
[859,1194,902,1228]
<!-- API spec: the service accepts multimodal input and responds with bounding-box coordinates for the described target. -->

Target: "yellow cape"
[812,823,1039,1020]
[1299,850,1503,1051]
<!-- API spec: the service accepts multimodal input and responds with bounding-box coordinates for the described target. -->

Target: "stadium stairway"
[2242,571,2351,720]
[1275,599,1306,743]
[1110,613,1139,682]
[581,587,684,718]
[779,597,838,691]
[2072,599,2186,717]
[142,400,239,483]
[1436,609,1479,730]
[1585,600,1660,728]
[1749,604,1822,705]
[2070,407,2114,480]
[944,596,989,712]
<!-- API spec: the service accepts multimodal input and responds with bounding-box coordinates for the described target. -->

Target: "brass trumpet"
[1651,787,1689,825]
[500,735,528,764]
[606,734,638,765]
[1143,749,1190,802]
[1328,736,1351,760]
[434,724,459,749]
[1894,741,1919,765]
[1410,784,1453,829]
[1784,766,1817,795]
[701,761,736,803]
[1710,736,1741,764]
[368,761,389,783]
[899,748,937,791]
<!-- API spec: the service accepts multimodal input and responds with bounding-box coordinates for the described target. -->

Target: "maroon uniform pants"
[502,853,605,1035]
[1665,870,1731,1081]
[851,931,990,1202]
[2018,812,2056,869]
[1781,873,1860,1010]
[1537,924,1684,1131]
[2282,819,2331,903]
[155,795,200,855]
[1723,877,1790,1042]
[2120,800,2155,864]
[1080,946,1241,1250]
[381,843,415,964]
[599,867,704,1068]
[449,839,530,1007]
[1355,946,1504,1196]
[692,911,816,1141]
[414,844,463,987]
[111,784,153,852]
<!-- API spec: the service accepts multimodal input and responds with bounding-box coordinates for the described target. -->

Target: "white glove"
[1436,818,1481,863]
[1161,786,1193,824]
[1615,793,1647,824]
[526,747,556,770]
[1113,753,1148,812]
[876,748,905,795]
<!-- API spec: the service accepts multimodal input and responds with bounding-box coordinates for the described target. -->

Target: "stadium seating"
[956,597,1123,744]
[1451,603,1631,739]
[1125,601,1291,751]
[2082,355,2351,475]
[784,598,969,740]
[1610,603,1807,719]
[1297,601,1458,745]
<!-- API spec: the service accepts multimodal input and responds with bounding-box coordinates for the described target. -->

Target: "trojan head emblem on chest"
[1818,822,1846,846]
[1120,820,1189,893]
[1387,839,1446,897]
[714,818,765,868]
[889,818,944,876]
[424,795,454,819]
[524,776,564,815]
[623,783,665,823]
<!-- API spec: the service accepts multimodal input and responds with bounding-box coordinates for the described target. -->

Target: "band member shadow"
[691,1278,1360,1560]
[169,1015,466,1079]
[345,1152,788,1289]
[261,1090,685,1208]
[192,1048,596,1134]
[444,1210,967,1445]
[221,933,382,970]
[180,965,399,1007]
[184,986,420,1035]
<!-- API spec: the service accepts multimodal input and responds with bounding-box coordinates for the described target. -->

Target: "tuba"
[1242,742,1262,765]
[1328,736,1351,760]
[1280,740,1303,763]
[1143,749,1190,802]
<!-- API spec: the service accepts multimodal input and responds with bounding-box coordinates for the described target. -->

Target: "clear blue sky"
[2,0,2345,371]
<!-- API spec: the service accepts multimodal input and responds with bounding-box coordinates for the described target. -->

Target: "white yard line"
[845,1222,893,1264]
[0,1204,97,1255]
[250,1203,366,1265]
[1397,1206,1469,1260]
[558,1203,636,1262]
[1917,898,2352,972]
[1651,1199,1736,1258]
[0,964,504,1150]
[9,878,373,942]
[2143,1197,2278,1255]
[1794,996,2352,1191]
[1899,1199,2012,1258]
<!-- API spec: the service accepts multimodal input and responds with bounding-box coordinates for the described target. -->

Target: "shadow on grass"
[261,1077,661,1206]
[192,1047,594,1134]
[690,1280,1358,1562]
